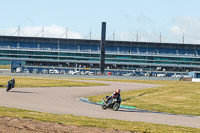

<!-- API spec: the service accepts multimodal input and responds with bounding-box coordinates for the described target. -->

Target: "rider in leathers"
[8,77,15,88]
[106,89,121,105]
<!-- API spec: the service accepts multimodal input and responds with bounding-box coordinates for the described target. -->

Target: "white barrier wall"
[192,78,200,82]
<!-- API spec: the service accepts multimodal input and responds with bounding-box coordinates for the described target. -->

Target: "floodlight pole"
[18,25,20,36]
[160,32,162,43]
[113,30,115,41]
[90,28,92,40]
[136,30,138,42]
[42,27,44,37]
[66,28,68,39]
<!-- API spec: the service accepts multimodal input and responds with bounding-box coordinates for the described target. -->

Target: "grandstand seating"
[1,39,200,56]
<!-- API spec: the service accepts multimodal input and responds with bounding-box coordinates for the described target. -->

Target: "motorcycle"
[6,81,14,92]
[102,96,121,111]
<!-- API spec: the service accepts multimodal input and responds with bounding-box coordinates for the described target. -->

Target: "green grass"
[0,65,11,69]
[87,79,200,116]
[0,75,108,88]
[0,106,199,133]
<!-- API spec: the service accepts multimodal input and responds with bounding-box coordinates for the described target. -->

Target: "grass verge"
[0,106,199,133]
[0,75,107,88]
[0,65,11,69]
[87,79,200,116]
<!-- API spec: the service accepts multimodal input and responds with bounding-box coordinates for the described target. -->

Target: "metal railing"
[0,46,198,57]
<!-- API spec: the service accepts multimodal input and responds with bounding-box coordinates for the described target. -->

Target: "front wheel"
[6,87,10,92]
[102,104,107,110]
[112,102,120,111]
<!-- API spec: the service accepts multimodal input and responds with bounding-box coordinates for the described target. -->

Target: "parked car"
[172,74,182,78]
[32,69,38,74]
[68,70,74,75]
[48,69,59,74]
[108,72,112,76]
[23,68,29,73]
[54,69,59,74]
[72,71,80,75]
[42,69,48,74]
[80,71,85,75]
[84,71,90,75]
[88,71,94,75]
[116,72,122,76]
[123,73,133,76]
[60,70,66,74]
[49,69,54,74]
[157,74,167,77]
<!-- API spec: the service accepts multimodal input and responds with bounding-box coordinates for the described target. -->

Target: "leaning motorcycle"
[6,81,14,92]
[102,96,121,111]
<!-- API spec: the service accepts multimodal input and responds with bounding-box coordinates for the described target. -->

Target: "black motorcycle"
[6,81,14,92]
[102,96,121,111]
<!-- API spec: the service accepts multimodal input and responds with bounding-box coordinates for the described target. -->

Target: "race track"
[0,79,199,128]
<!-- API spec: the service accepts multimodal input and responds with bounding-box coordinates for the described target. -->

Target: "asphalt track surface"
[0,79,200,128]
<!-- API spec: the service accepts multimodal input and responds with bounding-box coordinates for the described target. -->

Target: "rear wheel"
[113,102,120,111]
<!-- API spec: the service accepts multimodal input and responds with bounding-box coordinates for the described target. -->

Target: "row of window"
[1,41,200,55]
[1,49,200,61]
[1,50,199,62]
[0,50,100,57]
[1,54,198,66]
[1,49,200,66]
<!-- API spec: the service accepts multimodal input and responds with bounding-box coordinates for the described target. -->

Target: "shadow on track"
[9,91,34,94]
[117,109,137,112]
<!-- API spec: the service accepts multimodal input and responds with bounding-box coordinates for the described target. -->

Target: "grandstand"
[0,35,200,74]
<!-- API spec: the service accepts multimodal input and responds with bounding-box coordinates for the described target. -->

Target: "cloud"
[1,17,200,44]
[115,16,200,44]
[170,26,183,35]
[117,31,162,42]
[0,25,83,39]
[170,17,200,44]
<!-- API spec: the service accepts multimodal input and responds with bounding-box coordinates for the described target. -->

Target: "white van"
[16,67,22,73]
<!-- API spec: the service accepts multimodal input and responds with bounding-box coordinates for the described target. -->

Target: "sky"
[1,0,200,44]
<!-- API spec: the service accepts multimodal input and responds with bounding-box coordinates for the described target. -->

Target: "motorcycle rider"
[8,77,15,88]
[106,89,121,105]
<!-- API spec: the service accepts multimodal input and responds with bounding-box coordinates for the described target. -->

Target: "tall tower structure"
[100,22,106,74]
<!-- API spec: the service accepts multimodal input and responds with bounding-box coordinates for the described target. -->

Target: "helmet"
[12,77,15,81]
[116,89,121,93]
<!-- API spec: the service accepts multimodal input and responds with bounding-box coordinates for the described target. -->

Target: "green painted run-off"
[97,102,136,109]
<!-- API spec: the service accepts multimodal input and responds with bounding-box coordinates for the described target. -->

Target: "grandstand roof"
[0,35,199,47]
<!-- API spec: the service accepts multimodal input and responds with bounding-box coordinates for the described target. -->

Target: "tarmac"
[0,78,199,128]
